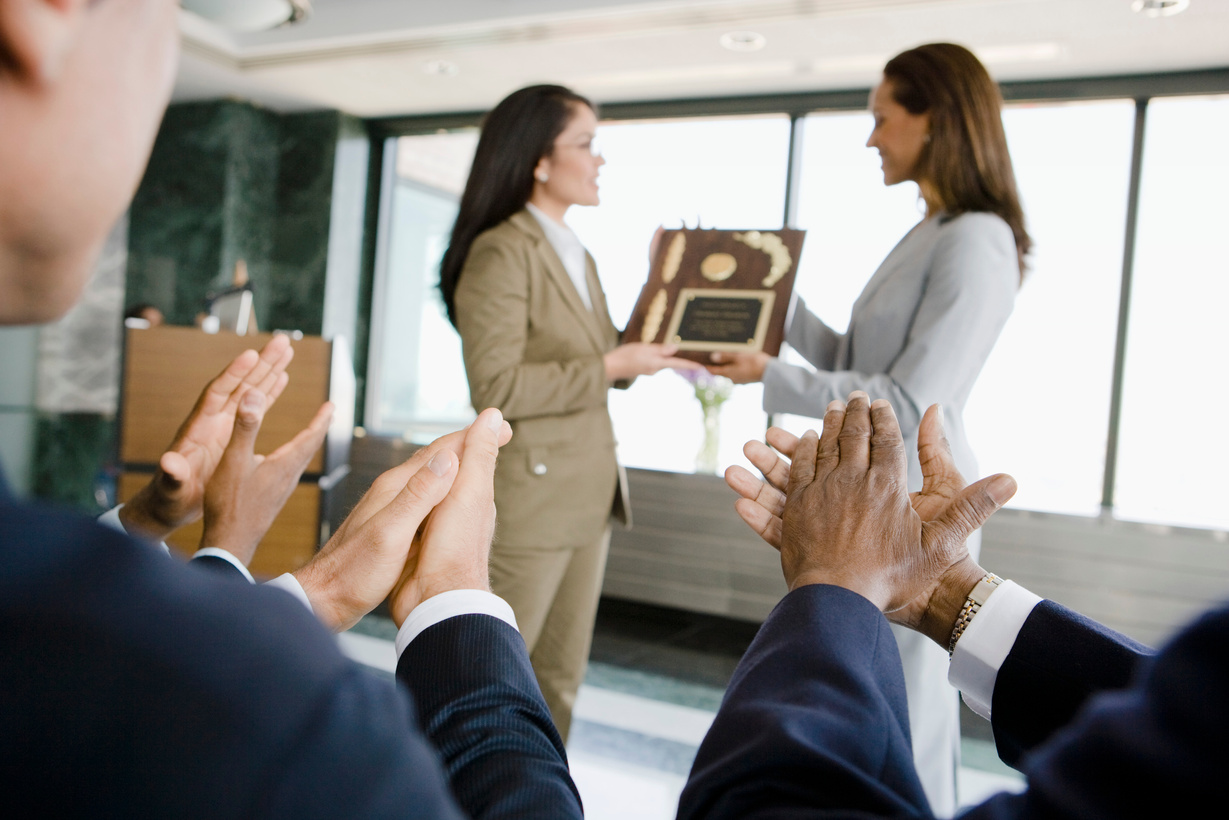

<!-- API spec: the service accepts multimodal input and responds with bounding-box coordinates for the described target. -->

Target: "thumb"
[225,389,267,458]
[452,408,502,501]
[927,473,1016,545]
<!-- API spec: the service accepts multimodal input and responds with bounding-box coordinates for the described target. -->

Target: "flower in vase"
[680,368,734,411]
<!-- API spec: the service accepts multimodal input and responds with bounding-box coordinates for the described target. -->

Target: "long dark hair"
[439,84,594,326]
[883,43,1031,278]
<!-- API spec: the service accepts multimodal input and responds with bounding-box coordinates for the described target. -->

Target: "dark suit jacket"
[0,483,582,819]
[677,583,1225,819]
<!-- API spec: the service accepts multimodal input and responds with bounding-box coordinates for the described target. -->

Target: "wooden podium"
[118,326,354,577]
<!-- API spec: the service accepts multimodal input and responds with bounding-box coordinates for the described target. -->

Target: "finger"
[927,473,1017,545]
[765,426,801,459]
[268,402,333,469]
[815,400,846,472]
[725,464,786,518]
[448,408,502,505]
[743,440,790,494]
[221,389,268,464]
[708,352,730,364]
[232,339,293,414]
[787,429,820,499]
[868,399,907,476]
[362,450,459,563]
[157,450,190,489]
[665,357,704,370]
[733,497,783,549]
[917,404,964,494]
[837,391,872,472]
[194,349,260,418]
[264,370,291,407]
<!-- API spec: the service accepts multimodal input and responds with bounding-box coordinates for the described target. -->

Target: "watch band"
[948,573,1003,655]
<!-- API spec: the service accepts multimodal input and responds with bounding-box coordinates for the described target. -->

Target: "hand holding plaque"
[623,228,805,363]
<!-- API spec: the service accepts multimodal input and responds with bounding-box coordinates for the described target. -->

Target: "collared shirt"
[526,202,592,311]
[98,504,517,661]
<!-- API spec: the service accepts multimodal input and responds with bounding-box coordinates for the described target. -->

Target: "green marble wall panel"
[267,111,340,335]
[32,413,117,513]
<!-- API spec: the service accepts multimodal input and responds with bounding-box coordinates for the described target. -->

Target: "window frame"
[357,67,1229,528]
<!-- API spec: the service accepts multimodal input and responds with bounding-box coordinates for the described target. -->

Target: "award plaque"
[622,227,805,362]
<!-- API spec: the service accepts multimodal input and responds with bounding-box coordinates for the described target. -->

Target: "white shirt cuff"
[191,548,255,584]
[98,504,170,556]
[264,573,315,614]
[395,590,519,660]
[948,579,1042,720]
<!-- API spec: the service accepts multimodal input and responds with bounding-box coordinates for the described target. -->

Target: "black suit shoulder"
[0,498,567,818]
[991,599,1151,767]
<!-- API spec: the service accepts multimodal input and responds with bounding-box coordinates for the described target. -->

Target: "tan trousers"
[488,527,611,742]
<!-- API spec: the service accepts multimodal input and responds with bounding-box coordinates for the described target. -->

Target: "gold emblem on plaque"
[641,288,669,343]
[733,231,793,287]
[700,252,737,282]
[661,233,686,284]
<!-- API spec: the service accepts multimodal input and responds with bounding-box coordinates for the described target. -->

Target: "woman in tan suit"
[439,85,694,740]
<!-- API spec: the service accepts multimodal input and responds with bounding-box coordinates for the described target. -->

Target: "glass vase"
[695,402,722,474]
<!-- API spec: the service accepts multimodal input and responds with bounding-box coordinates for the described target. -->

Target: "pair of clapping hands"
[118,334,508,631]
[727,391,1018,647]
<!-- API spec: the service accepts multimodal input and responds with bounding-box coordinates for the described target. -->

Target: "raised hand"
[773,392,1016,617]
[724,426,799,548]
[388,408,504,625]
[294,409,513,632]
[120,334,295,540]
[197,389,333,567]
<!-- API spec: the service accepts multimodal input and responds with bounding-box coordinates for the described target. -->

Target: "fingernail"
[240,390,264,412]
[485,409,504,432]
[987,474,1016,504]
[936,404,945,426]
[427,452,449,477]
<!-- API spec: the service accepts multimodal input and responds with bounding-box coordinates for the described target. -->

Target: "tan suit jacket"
[455,210,629,550]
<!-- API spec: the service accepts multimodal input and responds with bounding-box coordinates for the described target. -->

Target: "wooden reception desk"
[118,326,353,577]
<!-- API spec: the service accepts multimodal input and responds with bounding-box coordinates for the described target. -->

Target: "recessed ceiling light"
[720,31,766,53]
[424,60,460,77]
[1132,0,1190,17]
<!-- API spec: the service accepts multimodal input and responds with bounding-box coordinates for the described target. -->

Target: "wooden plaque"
[622,228,805,362]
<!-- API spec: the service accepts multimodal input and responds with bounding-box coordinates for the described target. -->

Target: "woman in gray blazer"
[439,85,694,741]
[709,44,1031,815]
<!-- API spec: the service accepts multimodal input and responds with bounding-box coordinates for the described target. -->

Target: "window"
[366,131,478,437]
[965,100,1134,516]
[1114,95,1229,530]
[569,115,792,473]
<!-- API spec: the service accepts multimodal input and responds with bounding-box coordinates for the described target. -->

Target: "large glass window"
[965,100,1134,515]
[1115,95,1229,530]
[569,115,792,473]
[367,131,478,437]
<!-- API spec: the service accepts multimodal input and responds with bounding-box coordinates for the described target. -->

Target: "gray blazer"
[455,210,629,550]
[763,211,1018,489]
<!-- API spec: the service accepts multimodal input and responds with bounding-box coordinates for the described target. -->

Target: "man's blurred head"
[0,0,179,325]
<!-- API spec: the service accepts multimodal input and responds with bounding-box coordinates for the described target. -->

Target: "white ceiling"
[174,0,1229,117]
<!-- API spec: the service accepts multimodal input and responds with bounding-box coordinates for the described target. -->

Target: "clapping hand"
[120,334,295,540]
[197,389,333,567]
[725,393,1015,636]
[294,409,513,632]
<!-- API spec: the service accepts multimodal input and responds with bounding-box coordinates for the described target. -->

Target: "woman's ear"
[533,156,551,184]
[0,0,89,85]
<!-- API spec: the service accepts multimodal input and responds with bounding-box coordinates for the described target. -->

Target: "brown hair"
[883,43,1031,277]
